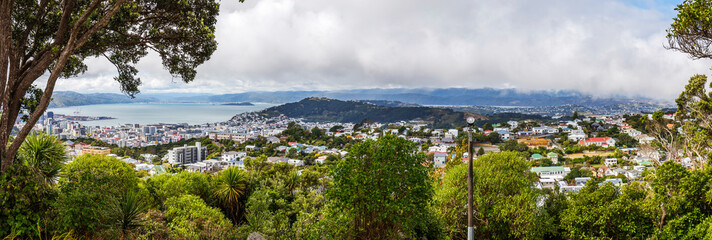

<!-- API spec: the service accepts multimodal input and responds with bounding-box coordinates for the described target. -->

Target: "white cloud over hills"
[46,0,712,100]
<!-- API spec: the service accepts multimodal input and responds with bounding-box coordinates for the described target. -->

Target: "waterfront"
[48,103,276,127]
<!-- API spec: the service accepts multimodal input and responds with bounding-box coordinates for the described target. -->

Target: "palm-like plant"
[108,190,147,234]
[214,167,248,223]
[17,132,67,184]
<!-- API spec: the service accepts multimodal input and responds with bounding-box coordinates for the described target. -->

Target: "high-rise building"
[167,142,207,165]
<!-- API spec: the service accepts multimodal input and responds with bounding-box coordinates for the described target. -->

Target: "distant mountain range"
[49,91,158,108]
[257,97,485,128]
[49,88,668,108]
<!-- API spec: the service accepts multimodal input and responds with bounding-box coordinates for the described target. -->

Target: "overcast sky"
[48,0,712,100]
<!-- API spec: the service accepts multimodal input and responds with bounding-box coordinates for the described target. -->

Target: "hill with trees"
[258,97,485,128]
[49,91,158,108]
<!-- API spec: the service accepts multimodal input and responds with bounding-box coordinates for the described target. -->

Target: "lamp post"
[466,116,475,240]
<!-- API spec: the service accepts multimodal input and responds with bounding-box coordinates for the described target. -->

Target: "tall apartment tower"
[167,142,207,165]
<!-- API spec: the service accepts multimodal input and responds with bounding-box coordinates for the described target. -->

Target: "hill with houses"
[258,97,486,128]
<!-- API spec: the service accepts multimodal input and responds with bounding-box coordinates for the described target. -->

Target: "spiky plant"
[17,132,67,184]
[108,190,147,234]
[214,167,248,223]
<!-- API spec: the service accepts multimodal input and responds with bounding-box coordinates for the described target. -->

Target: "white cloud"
[49,0,712,100]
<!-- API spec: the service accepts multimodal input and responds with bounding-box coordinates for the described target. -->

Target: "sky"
[47,0,712,100]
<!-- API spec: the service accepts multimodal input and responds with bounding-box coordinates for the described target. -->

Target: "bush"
[54,154,140,235]
[0,165,55,238]
[164,194,234,239]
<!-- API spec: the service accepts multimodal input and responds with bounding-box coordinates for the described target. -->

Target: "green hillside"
[259,97,485,128]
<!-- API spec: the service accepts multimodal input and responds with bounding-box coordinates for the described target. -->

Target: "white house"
[579,137,616,147]
[568,129,587,141]
[288,159,305,166]
[530,166,571,179]
[604,158,618,167]
[221,151,246,162]
[533,126,559,134]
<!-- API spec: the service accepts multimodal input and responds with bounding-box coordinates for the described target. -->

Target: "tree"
[561,182,655,239]
[674,74,712,167]
[572,111,579,120]
[644,110,681,165]
[54,154,140,235]
[329,135,436,239]
[163,194,234,239]
[651,161,712,233]
[107,190,148,236]
[434,152,540,239]
[563,167,593,184]
[329,125,344,133]
[214,167,248,224]
[667,0,712,60]
[144,171,214,210]
[499,139,528,152]
[477,147,485,156]
[17,131,67,183]
[0,164,55,238]
[0,0,245,172]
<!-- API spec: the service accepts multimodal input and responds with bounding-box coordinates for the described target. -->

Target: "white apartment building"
[168,142,207,165]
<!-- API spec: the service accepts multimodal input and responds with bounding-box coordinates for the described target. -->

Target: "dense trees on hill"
[261,97,470,128]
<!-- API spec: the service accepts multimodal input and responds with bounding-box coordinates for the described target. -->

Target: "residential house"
[433,152,448,168]
[533,126,559,134]
[531,153,545,161]
[221,151,246,162]
[575,177,592,186]
[578,137,616,147]
[568,129,587,141]
[530,166,571,179]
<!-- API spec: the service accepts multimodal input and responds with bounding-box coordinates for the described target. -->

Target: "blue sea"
[48,103,276,127]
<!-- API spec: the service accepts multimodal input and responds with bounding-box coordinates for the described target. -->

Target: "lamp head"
[466,117,475,125]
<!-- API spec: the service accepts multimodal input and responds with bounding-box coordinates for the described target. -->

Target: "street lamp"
[466,116,475,240]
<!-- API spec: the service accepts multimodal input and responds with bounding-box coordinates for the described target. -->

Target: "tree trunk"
[0,0,128,172]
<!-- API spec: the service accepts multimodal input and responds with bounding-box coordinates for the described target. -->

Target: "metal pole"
[467,127,474,240]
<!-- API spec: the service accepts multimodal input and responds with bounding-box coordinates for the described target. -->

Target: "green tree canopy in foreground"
[435,151,540,239]
[0,0,245,172]
[55,154,140,235]
[329,134,439,239]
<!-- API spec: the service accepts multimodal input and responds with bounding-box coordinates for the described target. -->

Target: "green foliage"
[329,134,436,239]
[500,139,529,152]
[144,171,214,210]
[163,194,234,240]
[214,167,248,223]
[55,154,140,235]
[17,132,68,183]
[241,182,294,239]
[107,190,148,234]
[262,97,468,128]
[668,0,712,60]
[0,165,55,238]
[564,167,594,184]
[561,182,655,240]
[435,152,540,239]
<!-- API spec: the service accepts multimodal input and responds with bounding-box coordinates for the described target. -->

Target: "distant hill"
[359,100,420,107]
[178,88,662,107]
[50,91,157,107]
[54,88,668,108]
[257,97,485,128]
